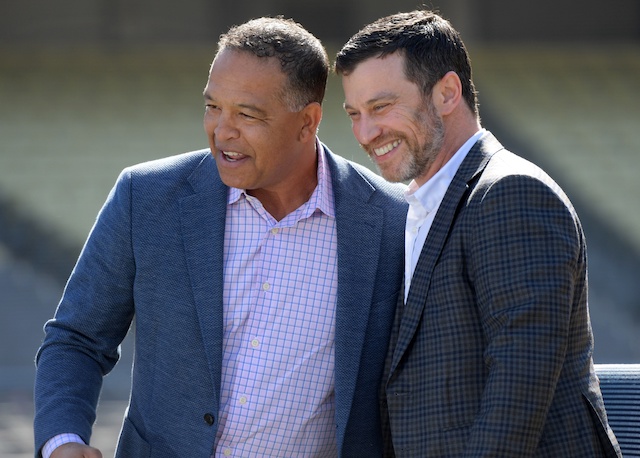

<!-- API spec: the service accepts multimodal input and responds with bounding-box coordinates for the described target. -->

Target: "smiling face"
[203,49,319,200]
[342,52,445,185]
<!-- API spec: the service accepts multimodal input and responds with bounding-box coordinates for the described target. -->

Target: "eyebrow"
[344,91,398,111]
[203,92,269,118]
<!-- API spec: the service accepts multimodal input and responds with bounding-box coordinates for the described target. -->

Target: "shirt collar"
[227,138,335,219]
[311,139,336,218]
[405,129,485,216]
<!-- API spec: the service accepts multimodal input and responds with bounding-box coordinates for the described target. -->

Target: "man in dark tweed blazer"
[335,9,622,457]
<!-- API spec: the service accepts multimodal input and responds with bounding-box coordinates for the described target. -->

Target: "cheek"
[350,121,360,139]
[395,114,426,142]
[203,116,215,134]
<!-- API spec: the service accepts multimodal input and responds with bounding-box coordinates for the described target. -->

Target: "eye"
[239,112,257,120]
[373,103,389,112]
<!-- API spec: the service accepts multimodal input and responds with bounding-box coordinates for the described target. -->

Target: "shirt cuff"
[42,433,85,458]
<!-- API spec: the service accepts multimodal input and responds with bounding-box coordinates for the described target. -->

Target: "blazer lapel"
[177,146,388,442]
[326,149,383,443]
[180,152,227,405]
[390,133,504,374]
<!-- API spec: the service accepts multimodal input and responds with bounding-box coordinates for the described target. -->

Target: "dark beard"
[382,100,445,183]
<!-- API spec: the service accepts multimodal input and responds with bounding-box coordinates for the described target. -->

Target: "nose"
[209,111,240,141]
[353,115,382,146]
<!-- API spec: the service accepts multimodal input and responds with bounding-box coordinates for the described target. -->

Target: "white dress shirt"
[404,129,485,302]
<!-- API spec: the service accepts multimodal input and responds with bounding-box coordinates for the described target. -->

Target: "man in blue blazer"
[34,18,407,457]
[336,9,622,457]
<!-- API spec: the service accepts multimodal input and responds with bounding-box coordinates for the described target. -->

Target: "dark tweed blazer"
[381,131,622,457]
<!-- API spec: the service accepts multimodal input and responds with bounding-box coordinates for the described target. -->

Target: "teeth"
[222,151,243,161]
[373,140,400,156]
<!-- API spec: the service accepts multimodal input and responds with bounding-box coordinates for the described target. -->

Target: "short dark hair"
[218,17,329,111]
[335,10,478,117]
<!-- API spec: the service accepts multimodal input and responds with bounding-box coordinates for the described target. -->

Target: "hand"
[50,442,103,458]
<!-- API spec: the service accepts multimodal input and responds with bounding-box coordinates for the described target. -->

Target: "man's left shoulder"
[325,147,407,201]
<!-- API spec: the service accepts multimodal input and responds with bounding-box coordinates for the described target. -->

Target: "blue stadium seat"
[595,364,640,456]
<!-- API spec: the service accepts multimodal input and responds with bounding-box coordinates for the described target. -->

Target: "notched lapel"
[334,197,383,402]
[328,151,383,441]
[180,153,227,403]
[390,133,503,373]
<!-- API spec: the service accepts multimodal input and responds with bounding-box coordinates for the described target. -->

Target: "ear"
[433,71,462,116]
[299,102,323,142]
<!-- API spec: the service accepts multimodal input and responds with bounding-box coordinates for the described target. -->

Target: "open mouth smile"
[373,140,401,157]
[221,151,245,162]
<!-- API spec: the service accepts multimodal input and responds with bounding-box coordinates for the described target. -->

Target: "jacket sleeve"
[464,172,583,455]
[34,168,136,454]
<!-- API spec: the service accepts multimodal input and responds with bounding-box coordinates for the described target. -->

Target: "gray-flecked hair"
[217,17,329,111]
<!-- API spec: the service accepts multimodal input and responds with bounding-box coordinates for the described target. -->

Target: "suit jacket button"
[204,413,215,426]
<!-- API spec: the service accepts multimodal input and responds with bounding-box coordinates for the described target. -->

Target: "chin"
[217,173,244,189]
[376,165,402,183]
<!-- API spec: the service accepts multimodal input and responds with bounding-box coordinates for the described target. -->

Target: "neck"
[417,112,481,186]
[248,147,319,221]
[250,181,316,221]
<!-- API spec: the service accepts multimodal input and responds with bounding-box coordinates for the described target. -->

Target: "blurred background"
[1,0,639,456]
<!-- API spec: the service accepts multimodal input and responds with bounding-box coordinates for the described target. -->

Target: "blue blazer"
[34,143,408,457]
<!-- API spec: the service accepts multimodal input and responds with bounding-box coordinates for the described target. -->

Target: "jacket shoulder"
[323,144,407,204]
[123,149,211,179]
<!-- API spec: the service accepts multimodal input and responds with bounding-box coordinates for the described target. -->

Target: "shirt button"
[412,226,418,234]
[251,338,260,348]
[262,282,270,291]
[270,228,279,235]
[223,448,232,456]
[239,395,247,405]
[203,413,215,426]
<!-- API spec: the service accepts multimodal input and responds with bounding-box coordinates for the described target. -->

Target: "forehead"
[342,53,417,104]
[205,49,287,104]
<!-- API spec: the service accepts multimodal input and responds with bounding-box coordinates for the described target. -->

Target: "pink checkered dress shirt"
[214,143,338,457]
